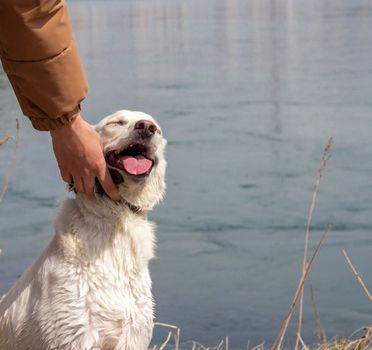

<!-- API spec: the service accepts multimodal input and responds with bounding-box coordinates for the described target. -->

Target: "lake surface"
[1,0,371,347]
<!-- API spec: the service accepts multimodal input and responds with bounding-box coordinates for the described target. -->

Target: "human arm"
[0,0,120,199]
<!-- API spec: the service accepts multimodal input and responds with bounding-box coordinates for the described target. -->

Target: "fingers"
[74,177,85,195]
[61,170,72,184]
[60,171,75,192]
[83,176,96,197]
[69,173,95,197]
[59,166,118,199]
[97,166,121,201]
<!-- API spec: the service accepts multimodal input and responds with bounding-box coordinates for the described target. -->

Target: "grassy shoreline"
[150,326,372,350]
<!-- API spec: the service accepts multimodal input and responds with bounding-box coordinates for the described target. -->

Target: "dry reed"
[309,281,327,343]
[342,250,372,301]
[294,138,333,350]
[270,225,331,350]
[0,135,12,146]
[150,324,371,350]
[0,118,20,202]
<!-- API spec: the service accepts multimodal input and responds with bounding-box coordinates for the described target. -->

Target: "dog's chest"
[55,214,156,348]
[81,262,154,348]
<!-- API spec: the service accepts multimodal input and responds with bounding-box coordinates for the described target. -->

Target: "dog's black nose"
[134,120,157,137]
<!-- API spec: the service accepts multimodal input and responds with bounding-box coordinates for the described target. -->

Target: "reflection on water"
[1,0,372,347]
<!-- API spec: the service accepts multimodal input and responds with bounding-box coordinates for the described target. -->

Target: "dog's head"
[95,110,167,211]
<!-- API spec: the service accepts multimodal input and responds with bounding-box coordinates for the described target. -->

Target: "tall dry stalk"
[342,250,372,301]
[0,135,12,146]
[270,225,331,350]
[294,138,333,350]
[151,324,235,350]
[309,281,327,343]
[0,118,20,202]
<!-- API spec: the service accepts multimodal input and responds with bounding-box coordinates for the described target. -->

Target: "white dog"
[0,110,167,350]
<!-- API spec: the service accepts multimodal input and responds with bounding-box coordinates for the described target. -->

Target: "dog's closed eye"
[106,120,128,126]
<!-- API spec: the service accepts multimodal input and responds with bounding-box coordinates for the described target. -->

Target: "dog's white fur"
[0,110,167,350]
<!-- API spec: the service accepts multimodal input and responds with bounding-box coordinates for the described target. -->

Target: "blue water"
[1,0,371,347]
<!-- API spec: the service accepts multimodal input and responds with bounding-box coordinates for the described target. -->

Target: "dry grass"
[0,118,20,203]
[294,138,333,350]
[0,135,12,146]
[152,138,372,350]
[150,324,371,350]
[342,250,372,301]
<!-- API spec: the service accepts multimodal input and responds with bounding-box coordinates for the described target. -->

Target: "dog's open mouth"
[105,143,154,177]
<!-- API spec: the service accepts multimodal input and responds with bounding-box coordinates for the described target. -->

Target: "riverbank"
[151,326,371,350]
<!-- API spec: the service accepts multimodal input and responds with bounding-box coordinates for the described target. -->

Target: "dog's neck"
[55,196,155,275]
[120,198,143,215]
[74,194,148,224]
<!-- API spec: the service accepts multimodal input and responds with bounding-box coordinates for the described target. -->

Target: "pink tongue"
[121,155,153,175]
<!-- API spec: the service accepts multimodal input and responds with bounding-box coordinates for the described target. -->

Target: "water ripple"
[6,187,57,208]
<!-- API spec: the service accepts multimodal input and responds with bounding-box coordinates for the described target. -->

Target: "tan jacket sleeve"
[0,0,88,131]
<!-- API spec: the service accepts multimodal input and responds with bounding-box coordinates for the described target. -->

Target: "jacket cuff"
[29,106,80,131]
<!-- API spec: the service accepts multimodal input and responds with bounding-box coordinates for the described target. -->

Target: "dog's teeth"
[115,150,120,155]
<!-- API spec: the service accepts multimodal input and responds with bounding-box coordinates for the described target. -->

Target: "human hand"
[50,113,121,201]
